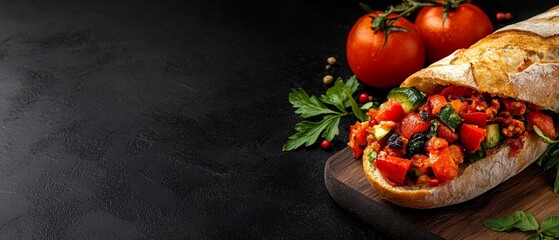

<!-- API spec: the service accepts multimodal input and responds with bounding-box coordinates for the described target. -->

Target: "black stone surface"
[0,0,555,239]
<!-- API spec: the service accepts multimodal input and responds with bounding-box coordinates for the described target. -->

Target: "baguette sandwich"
[348,6,559,208]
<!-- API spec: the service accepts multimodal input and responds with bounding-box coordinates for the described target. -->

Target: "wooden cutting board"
[324,147,559,240]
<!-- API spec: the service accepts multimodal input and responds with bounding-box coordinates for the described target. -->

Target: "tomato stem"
[359,0,471,46]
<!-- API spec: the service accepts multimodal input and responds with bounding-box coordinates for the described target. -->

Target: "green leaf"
[484,211,538,232]
[321,115,341,141]
[541,216,559,237]
[360,102,374,110]
[554,170,559,193]
[288,88,337,118]
[320,76,359,112]
[534,126,559,144]
[544,153,559,170]
[513,211,539,232]
[541,235,554,240]
[282,115,341,151]
[528,234,542,240]
[320,78,349,112]
[346,90,367,122]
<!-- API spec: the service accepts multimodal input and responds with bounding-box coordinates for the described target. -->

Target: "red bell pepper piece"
[349,121,370,158]
[375,99,406,123]
[375,154,412,185]
[398,112,431,139]
[459,124,487,152]
[527,111,556,139]
[460,112,488,128]
[440,86,475,99]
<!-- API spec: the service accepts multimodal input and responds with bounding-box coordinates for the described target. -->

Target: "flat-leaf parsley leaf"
[282,76,376,151]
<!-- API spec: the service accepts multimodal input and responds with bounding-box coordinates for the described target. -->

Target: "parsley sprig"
[484,210,559,239]
[534,125,559,193]
[282,76,376,151]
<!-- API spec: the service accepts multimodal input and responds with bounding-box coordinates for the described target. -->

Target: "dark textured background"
[0,0,555,239]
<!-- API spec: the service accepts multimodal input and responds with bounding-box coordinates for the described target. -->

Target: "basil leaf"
[527,234,542,240]
[484,211,523,231]
[484,211,538,232]
[541,216,559,237]
[513,211,539,232]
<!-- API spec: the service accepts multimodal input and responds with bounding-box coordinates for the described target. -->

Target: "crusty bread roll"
[364,6,558,208]
[401,5,559,112]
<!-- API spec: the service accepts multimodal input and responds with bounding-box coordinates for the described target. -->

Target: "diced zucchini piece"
[437,104,463,130]
[483,124,501,149]
[387,87,427,112]
[373,124,391,140]
[468,145,486,162]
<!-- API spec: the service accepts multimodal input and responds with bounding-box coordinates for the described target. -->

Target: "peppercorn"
[323,75,334,85]
[327,57,336,65]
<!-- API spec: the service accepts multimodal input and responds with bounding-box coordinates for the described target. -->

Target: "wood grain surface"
[324,147,559,239]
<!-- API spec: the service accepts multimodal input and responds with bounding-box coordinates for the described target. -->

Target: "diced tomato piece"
[460,112,488,128]
[459,124,487,152]
[527,111,556,139]
[375,154,412,185]
[440,86,475,99]
[428,95,448,115]
[348,121,370,158]
[375,99,406,123]
[436,123,459,143]
[428,146,459,183]
[398,112,431,139]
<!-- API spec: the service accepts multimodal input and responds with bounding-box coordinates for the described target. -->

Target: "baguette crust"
[363,134,547,208]
[364,6,559,208]
[401,6,559,112]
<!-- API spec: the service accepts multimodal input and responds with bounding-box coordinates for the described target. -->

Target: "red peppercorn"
[505,12,513,20]
[496,12,504,21]
[321,139,331,150]
[358,92,370,104]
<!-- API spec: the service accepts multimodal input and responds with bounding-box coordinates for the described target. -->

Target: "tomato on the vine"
[346,12,425,89]
[414,3,493,63]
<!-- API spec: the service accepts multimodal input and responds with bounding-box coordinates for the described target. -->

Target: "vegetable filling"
[348,86,557,187]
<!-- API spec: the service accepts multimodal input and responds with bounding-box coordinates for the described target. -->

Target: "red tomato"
[460,112,488,128]
[459,124,487,152]
[375,154,412,185]
[399,112,431,139]
[414,3,494,63]
[527,111,556,139]
[346,12,425,88]
[375,99,406,123]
